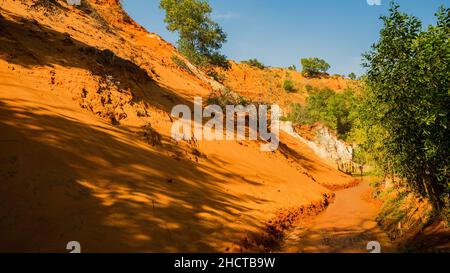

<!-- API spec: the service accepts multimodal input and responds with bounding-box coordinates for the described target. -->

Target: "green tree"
[326,89,358,139]
[362,3,449,210]
[305,87,335,123]
[284,103,310,124]
[160,0,230,69]
[300,57,330,77]
[348,72,357,80]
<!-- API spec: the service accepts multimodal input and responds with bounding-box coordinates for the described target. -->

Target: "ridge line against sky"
[122,0,449,76]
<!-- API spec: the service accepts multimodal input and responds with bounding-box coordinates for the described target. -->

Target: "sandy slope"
[217,61,358,110]
[0,0,355,252]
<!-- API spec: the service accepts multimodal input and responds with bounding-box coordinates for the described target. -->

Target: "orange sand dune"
[217,61,357,110]
[0,0,355,252]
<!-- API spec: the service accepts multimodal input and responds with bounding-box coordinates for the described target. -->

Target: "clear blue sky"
[122,0,448,76]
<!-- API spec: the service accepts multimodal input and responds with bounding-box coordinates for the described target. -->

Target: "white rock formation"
[280,121,355,173]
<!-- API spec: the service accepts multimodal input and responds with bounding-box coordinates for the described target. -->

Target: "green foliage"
[160,0,230,69]
[287,65,297,71]
[348,72,357,80]
[207,70,226,83]
[206,51,231,70]
[325,88,358,138]
[361,3,450,210]
[242,58,266,69]
[376,190,410,239]
[284,87,359,140]
[303,87,336,125]
[305,84,314,93]
[283,79,296,93]
[300,57,330,77]
[374,186,436,242]
[282,103,309,124]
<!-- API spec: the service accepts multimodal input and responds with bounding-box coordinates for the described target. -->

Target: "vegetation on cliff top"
[160,0,230,70]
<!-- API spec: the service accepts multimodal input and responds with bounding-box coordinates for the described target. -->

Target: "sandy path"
[282,179,396,253]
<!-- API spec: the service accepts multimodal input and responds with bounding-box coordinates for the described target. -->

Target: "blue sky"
[122,0,448,76]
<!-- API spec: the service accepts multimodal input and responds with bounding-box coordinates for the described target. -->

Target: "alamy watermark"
[66,241,81,253]
[367,241,381,253]
[170,97,281,152]
[367,0,382,6]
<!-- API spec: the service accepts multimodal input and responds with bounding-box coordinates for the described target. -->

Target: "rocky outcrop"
[280,121,355,173]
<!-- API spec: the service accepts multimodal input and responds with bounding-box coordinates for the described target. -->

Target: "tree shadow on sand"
[0,99,270,252]
[0,7,331,252]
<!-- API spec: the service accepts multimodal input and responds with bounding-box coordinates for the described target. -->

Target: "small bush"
[283,79,296,93]
[242,58,266,70]
[305,84,314,93]
[142,124,162,146]
[287,65,297,71]
[207,71,226,83]
[207,88,249,109]
[207,52,231,70]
